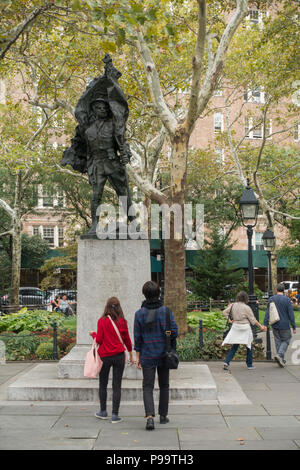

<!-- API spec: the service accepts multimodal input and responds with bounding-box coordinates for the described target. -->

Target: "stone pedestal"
[58,239,151,379]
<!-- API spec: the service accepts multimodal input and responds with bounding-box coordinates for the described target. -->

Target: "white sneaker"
[247,366,256,370]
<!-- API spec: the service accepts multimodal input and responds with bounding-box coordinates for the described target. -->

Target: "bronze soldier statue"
[61,54,134,238]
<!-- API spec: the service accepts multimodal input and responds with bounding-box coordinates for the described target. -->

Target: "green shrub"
[187,313,201,329]
[177,332,200,361]
[0,309,64,333]
[177,330,265,362]
[187,311,227,331]
[17,330,32,336]
[2,334,43,360]
[201,311,227,330]
[35,342,60,360]
[57,329,76,351]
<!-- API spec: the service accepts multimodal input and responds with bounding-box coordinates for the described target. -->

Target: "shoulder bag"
[108,315,129,362]
[162,307,179,370]
[222,304,234,340]
[84,338,103,378]
[269,301,280,325]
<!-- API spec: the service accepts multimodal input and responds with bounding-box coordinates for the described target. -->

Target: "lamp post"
[262,228,276,359]
[157,174,165,303]
[239,179,260,341]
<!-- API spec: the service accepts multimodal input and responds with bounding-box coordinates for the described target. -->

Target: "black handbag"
[222,304,234,340]
[162,307,179,369]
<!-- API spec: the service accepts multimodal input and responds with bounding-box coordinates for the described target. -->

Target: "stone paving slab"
[50,416,102,439]
[0,404,67,415]
[263,406,300,416]
[178,427,262,442]
[256,426,300,441]
[96,414,228,430]
[94,428,180,450]
[225,415,300,428]
[180,439,299,450]
[244,391,300,406]
[0,432,95,450]
[219,405,268,416]
[0,414,59,431]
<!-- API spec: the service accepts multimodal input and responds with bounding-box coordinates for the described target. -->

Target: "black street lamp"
[262,228,276,359]
[239,179,260,341]
[157,174,165,303]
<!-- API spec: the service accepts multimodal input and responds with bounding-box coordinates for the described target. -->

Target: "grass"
[62,316,77,331]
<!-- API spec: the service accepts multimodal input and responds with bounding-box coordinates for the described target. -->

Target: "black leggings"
[99,352,125,415]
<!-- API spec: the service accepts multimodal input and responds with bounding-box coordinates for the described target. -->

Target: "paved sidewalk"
[0,361,300,450]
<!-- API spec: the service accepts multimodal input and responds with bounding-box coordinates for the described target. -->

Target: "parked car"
[283,280,298,291]
[0,287,47,308]
[283,281,299,298]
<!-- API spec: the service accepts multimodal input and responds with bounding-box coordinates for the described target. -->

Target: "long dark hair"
[102,297,126,323]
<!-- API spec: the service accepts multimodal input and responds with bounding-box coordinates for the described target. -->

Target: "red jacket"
[92,316,132,358]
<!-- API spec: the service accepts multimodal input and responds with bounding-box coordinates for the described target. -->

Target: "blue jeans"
[272,328,292,361]
[225,344,253,367]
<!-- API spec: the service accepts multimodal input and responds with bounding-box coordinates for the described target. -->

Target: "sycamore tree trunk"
[10,212,22,307]
[9,171,22,307]
[164,130,189,335]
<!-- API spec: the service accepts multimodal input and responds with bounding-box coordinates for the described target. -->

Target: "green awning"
[228,250,289,269]
[151,255,161,273]
[20,245,290,271]
[186,249,289,269]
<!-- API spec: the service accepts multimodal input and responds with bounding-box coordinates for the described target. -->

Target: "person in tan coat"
[222,291,266,370]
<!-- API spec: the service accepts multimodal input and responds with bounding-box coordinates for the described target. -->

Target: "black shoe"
[146,418,155,430]
[160,416,169,424]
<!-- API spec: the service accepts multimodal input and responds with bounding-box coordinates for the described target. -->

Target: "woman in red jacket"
[89,297,134,424]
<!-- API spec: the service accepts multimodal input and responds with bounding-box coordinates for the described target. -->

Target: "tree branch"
[186,0,207,133]
[197,0,249,119]
[0,3,54,60]
[135,30,178,136]
[0,198,15,219]
[125,163,167,205]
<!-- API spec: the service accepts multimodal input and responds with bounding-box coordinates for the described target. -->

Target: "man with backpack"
[264,283,296,367]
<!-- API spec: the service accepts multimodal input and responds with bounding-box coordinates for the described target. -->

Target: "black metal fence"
[0,289,77,315]
[187,299,269,312]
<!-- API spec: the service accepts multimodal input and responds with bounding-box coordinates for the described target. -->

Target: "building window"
[248,9,259,24]
[33,226,40,237]
[58,227,64,247]
[255,232,264,251]
[247,9,267,27]
[245,117,272,139]
[43,227,55,248]
[42,188,54,207]
[244,87,265,104]
[38,185,65,208]
[214,112,223,133]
